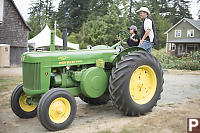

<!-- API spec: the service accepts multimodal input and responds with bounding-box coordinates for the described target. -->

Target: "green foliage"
[79,17,112,48]
[152,49,200,70]
[28,16,42,39]
[56,0,112,33]
[56,29,62,38]
[198,0,200,19]
[128,1,173,50]
[128,0,191,50]
[28,0,194,51]
[131,0,192,25]
[56,0,90,33]
[68,32,80,44]
[28,0,55,39]
[78,2,128,49]
[165,0,192,24]
[152,14,172,49]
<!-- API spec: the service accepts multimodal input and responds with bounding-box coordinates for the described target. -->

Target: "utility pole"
[54,21,57,35]
[63,28,67,50]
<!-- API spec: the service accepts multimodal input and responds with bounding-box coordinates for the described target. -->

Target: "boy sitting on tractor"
[118,25,140,47]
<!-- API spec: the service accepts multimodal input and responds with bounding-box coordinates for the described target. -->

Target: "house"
[0,0,31,66]
[165,18,200,56]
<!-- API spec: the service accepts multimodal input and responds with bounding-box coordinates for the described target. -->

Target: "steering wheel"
[117,30,130,48]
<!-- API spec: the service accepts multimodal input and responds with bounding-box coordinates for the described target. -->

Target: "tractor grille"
[23,63,41,90]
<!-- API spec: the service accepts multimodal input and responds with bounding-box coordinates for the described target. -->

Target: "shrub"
[152,49,200,70]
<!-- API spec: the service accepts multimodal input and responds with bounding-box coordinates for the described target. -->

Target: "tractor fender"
[112,46,146,65]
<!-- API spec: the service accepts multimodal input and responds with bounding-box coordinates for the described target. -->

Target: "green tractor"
[10,31,163,131]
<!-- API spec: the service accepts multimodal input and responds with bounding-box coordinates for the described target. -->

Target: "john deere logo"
[45,72,48,76]
[96,59,105,68]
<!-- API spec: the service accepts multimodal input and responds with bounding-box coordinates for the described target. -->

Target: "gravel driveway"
[0,68,200,133]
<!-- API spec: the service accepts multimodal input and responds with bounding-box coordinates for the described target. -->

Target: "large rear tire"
[10,83,37,118]
[109,50,164,116]
[37,88,76,131]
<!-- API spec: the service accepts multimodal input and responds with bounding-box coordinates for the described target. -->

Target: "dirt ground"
[0,68,200,133]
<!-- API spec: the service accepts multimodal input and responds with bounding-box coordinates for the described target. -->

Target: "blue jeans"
[138,40,154,53]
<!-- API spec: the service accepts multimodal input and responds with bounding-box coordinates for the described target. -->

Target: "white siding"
[0,0,4,23]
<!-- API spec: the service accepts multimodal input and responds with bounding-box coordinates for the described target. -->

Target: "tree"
[152,14,172,49]
[28,16,41,39]
[166,0,192,24]
[127,0,192,50]
[89,0,113,17]
[140,0,172,49]
[79,2,123,49]
[44,0,54,21]
[198,0,200,19]
[28,0,55,39]
[57,0,92,33]
[56,0,112,34]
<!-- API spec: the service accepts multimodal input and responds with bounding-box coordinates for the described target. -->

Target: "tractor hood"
[22,49,117,66]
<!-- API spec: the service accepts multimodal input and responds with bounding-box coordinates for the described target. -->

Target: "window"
[175,30,181,38]
[0,0,4,23]
[186,44,198,54]
[171,44,176,51]
[169,43,176,51]
[187,29,194,37]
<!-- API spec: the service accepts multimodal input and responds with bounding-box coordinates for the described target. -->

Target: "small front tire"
[37,88,77,131]
[10,83,37,118]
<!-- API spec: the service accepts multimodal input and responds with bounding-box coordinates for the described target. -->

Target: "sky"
[13,0,200,21]
[13,0,61,20]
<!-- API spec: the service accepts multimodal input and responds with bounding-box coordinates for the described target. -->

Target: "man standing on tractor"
[138,7,156,53]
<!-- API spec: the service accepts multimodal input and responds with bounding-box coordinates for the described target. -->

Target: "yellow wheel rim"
[19,93,37,112]
[49,97,71,124]
[129,65,157,105]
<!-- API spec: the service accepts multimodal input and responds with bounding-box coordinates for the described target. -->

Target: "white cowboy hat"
[137,7,150,15]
